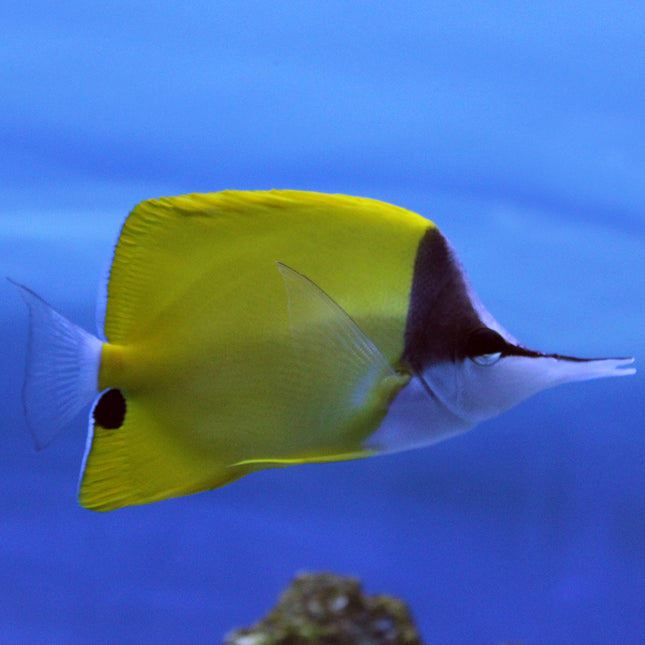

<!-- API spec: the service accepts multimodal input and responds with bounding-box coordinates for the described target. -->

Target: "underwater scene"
[2,2,644,643]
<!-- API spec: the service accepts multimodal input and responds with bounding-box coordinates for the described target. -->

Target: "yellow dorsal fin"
[103,190,432,361]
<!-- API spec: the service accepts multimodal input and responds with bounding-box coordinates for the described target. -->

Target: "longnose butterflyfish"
[13,190,635,511]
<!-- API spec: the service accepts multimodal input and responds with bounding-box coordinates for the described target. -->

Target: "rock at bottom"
[225,572,423,645]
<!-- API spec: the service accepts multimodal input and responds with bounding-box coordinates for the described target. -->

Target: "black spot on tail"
[93,389,126,429]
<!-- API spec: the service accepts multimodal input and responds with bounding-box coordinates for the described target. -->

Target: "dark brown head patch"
[403,228,483,370]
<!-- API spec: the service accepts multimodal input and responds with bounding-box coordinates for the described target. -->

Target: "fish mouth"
[556,355,636,377]
[541,353,634,367]
[504,342,636,377]
[523,353,636,385]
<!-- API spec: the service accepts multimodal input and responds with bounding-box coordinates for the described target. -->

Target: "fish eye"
[466,328,507,366]
[472,352,502,366]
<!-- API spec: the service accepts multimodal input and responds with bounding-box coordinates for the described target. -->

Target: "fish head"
[419,325,635,425]
[404,229,635,428]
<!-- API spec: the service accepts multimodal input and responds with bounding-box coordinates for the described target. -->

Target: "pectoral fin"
[233,264,409,467]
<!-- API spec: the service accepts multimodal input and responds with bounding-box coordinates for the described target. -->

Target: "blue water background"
[2,3,644,643]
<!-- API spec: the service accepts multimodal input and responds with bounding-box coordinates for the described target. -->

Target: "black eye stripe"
[465,328,508,358]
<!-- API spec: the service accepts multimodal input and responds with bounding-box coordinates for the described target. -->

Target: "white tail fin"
[10,280,102,450]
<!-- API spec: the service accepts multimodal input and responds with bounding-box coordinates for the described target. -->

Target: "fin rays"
[273,263,409,460]
[10,280,102,449]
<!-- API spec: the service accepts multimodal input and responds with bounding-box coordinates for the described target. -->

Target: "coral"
[225,572,423,645]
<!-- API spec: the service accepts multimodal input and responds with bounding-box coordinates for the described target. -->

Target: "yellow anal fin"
[78,394,243,512]
[233,450,375,468]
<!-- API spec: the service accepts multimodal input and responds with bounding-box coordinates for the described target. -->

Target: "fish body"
[14,190,635,511]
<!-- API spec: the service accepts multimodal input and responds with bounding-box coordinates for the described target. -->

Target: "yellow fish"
[13,190,635,511]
